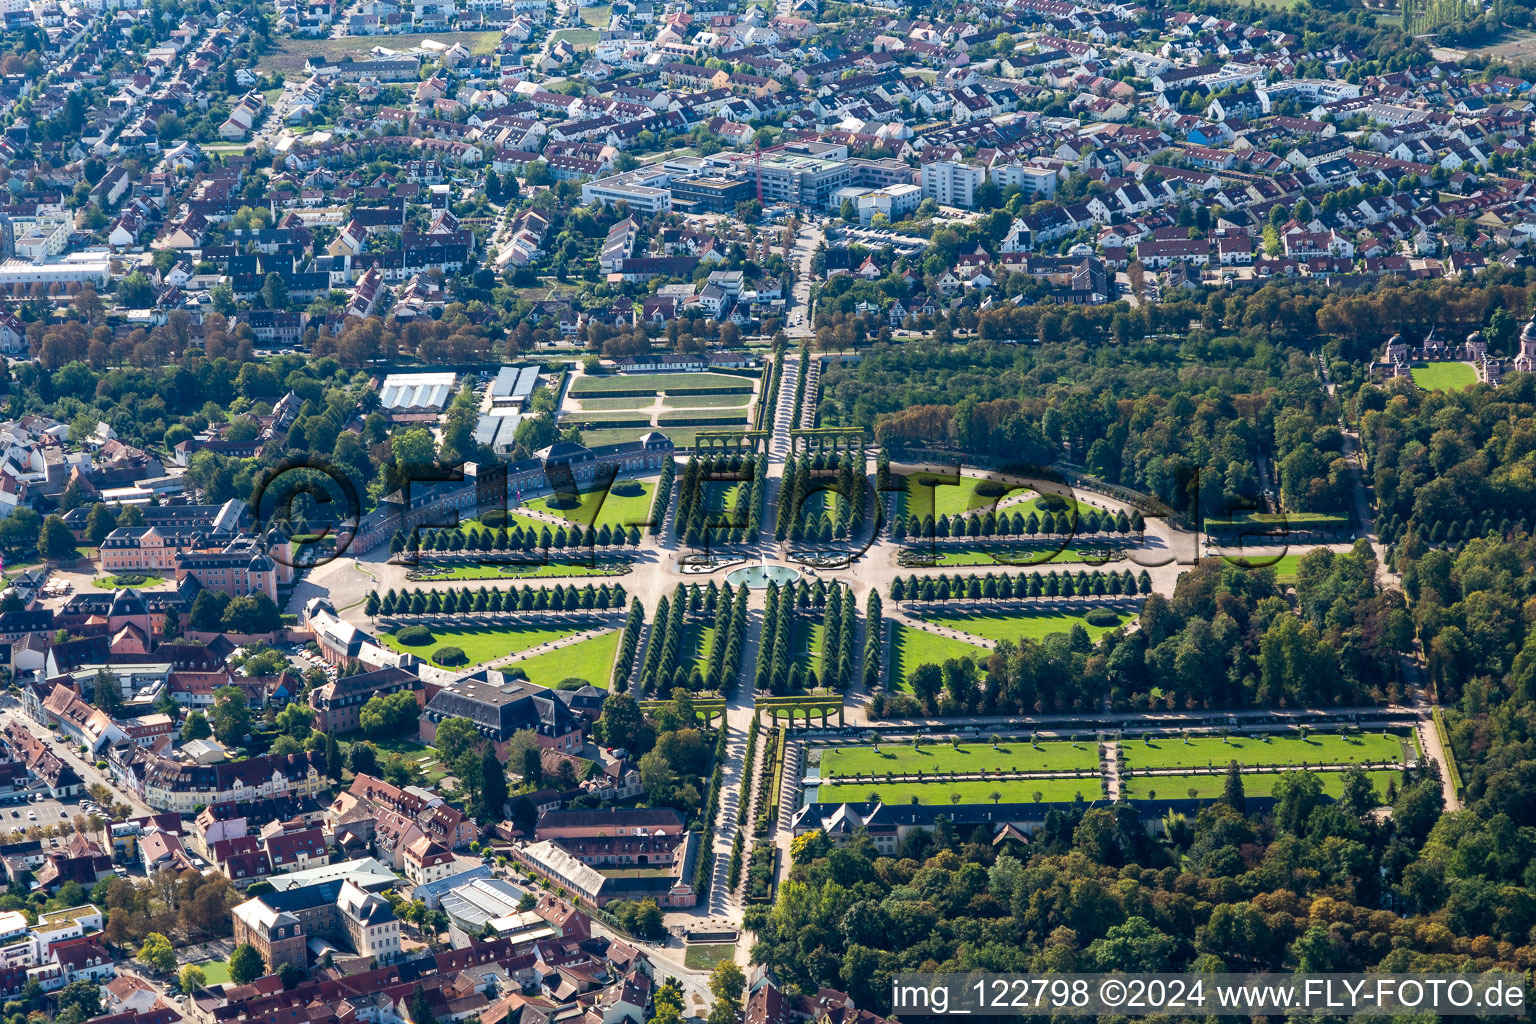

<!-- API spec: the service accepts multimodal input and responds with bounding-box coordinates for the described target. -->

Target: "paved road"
[0,703,154,818]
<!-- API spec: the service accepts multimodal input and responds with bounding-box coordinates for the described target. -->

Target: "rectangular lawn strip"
[560,414,655,426]
[914,546,1128,567]
[508,629,622,689]
[789,618,826,674]
[1119,731,1407,769]
[573,397,657,412]
[1206,511,1352,530]
[706,480,743,514]
[1120,769,1402,802]
[888,621,990,692]
[1205,552,1302,580]
[379,623,589,666]
[575,427,652,447]
[664,393,752,409]
[684,944,737,970]
[821,740,1098,777]
[916,607,1131,644]
[198,961,232,985]
[524,480,656,529]
[817,777,1100,805]
[1410,361,1477,391]
[550,27,598,45]
[680,620,717,676]
[572,372,753,394]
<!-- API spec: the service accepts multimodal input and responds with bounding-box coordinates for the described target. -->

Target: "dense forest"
[883,551,1407,718]
[1356,372,1536,551]
[750,759,1462,1014]
[817,339,1346,517]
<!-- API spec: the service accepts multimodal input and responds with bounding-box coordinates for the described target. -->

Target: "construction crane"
[754,138,763,204]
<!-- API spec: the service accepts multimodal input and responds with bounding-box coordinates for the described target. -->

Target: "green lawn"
[197,960,231,985]
[576,397,656,411]
[577,427,654,447]
[790,618,826,676]
[573,372,752,395]
[1208,552,1302,581]
[897,474,1082,523]
[369,736,447,782]
[525,480,656,529]
[684,944,736,970]
[509,629,622,689]
[917,607,1130,644]
[1121,769,1401,802]
[460,511,552,536]
[561,414,654,426]
[681,620,717,676]
[1120,732,1407,769]
[706,480,743,514]
[1411,361,1477,391]
[380,623,589,667]
[665,393,752,409]
[821,740,1098,777]
[818,778,1100,805]
[92,574,166,589]
[550,27,598,45]
[888,621,989,691]
[579,4,611,25]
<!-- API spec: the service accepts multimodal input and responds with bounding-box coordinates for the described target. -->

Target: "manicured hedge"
[432,646,468,666]
[395,624,434,646]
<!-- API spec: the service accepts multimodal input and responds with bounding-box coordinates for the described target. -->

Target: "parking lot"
[0,791,96,832]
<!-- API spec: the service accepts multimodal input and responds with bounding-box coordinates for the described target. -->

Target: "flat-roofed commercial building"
[581,168,673,213]
[669,174,752,213]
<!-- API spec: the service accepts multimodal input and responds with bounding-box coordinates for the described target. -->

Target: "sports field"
[817,778,1100,805]
[1119,732,1407,769]
[917,607,1130,644]
[821,740,1098,777]
[888,621,988,691]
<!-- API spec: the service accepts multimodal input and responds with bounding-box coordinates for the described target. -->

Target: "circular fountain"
[725,562,800,588]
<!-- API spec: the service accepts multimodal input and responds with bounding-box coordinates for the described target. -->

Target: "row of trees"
[366,583,628,619]
[893,505,1140,542]
[756,581,810,696]
[674,453,767,547]
[819,584,858,692]
[776,453,867,544]
[391,521,645,556]
[610,598,646,691]
[889,568,1154,602]
[636,582,750,697]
